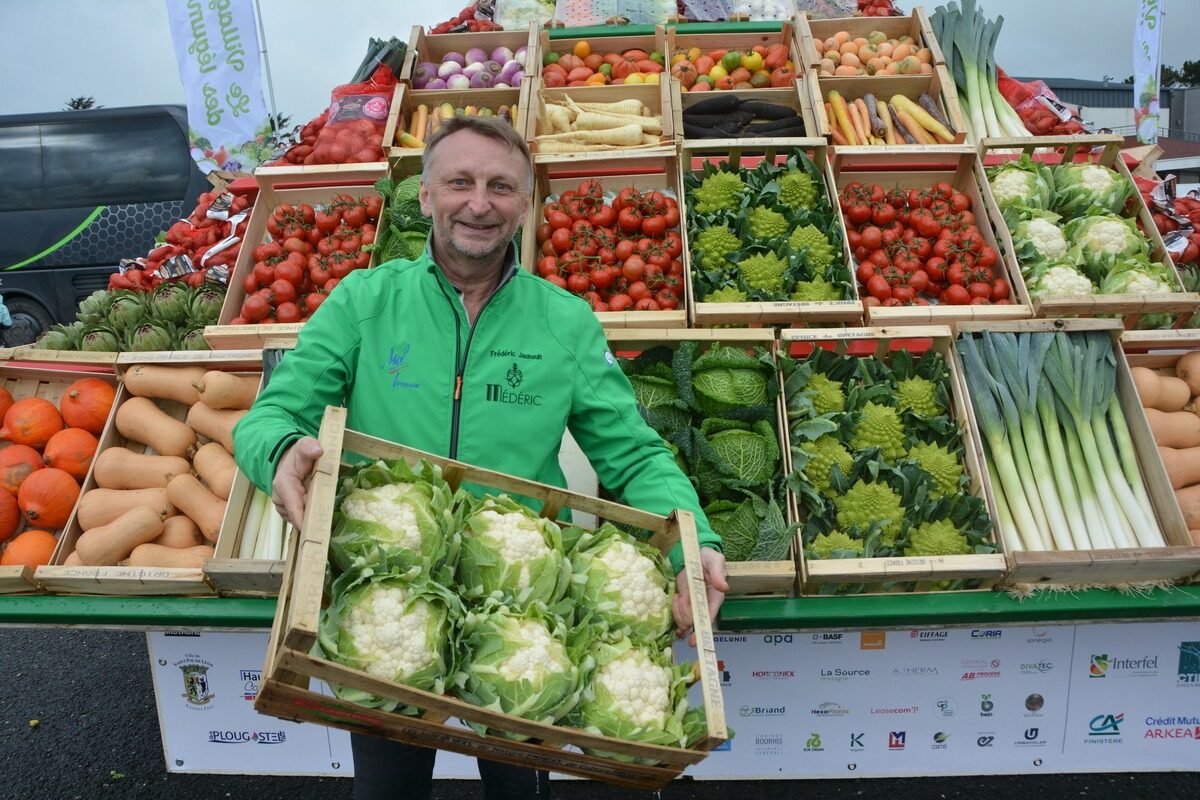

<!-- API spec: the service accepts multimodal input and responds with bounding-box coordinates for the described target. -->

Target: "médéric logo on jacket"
[383,344,420,390]
[486,362,543,407]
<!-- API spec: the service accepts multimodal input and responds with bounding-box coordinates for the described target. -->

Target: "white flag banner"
[1133,0,1165,144]
[165,0,273,173]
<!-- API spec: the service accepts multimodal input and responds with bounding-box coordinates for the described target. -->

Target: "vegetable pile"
[395,101,519,149]
[1136,177,1200,277]
[35,283,224,353]
[534,179,684,313]
[959,330,1167,554]
[686,150,851,305]
[429,4,503,33]
[0,378,116,570]
[681,94,806,139]
[668,42,796,92]
[824,90,958,146]
[1131,355,1200,545]
[619,341,794,562]
[780,341,994,592]
[317,458,714,756]
[812,28,936,78]
[542,41,664,87]
[233,194,382,326]
[62,365,258,569]
[840,179,1009,307]
[412,45,528,91]
[371,175,433,264]
[534,96,664,153]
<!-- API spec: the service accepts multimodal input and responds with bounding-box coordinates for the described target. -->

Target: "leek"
[237,488,269,560]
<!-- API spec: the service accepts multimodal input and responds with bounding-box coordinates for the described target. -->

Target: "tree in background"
[64,96,102,110]
[1123,61,1200,88]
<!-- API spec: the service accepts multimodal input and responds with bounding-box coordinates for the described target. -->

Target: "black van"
[0,105,209,345]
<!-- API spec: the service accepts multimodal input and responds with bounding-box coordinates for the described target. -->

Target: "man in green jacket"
[233,116,725,799]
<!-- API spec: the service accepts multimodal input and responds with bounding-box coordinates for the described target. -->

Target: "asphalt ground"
[1,628,1191,800]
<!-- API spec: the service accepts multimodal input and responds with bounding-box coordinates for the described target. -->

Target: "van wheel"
[5,297,54,347]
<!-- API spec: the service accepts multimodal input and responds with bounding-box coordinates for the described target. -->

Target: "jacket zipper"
[441,281,501,460]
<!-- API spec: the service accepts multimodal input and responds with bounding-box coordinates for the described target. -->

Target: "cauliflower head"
[907,441,963,498]
[787,224,838,275]
[896,375,943,417]
[849,401,907,460]
[705,284,749,303]
[988,155,1054,213]
[904,518,972,556]
[693,224,742,271]
[1099,257,1177,295]
[778,168,819,209]
[739,251,788,293]
[806,372,846,415]
[1012,214,1069,263]
[1026,261,1095,298]
[834,479,905,544]
[1052,162,1134,219]
[585,645,671,730]
[692,170,747,214]
[808,530,863,559]
[790,276,843,302]
[1063,214,1148,280]
[569,524,673,643]
[458,494,570,608]
[798,434,853,493]
[747,206,790,240]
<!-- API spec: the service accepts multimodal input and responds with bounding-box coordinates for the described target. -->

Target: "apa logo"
[763,634,793,645]
[1089,713,1124,736]
[804,733,824,752]
[976,735,995,748]
[887,731,906,750]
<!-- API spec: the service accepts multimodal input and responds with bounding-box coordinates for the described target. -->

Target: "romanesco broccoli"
[806,373,845,415]
[904,519,971,556]
[777,169,818,209]
[834,480,905,544]
[738,252,788,293]
[798,435,853,492]
[790,276,842,302]
[896,375,943,417]
[849,401,906,460]
[692,171,747,214]
[808,530,863,559]
[693,225,742,271]
[787,224,837,274]
[704,285,749,303]
[747,206,789,240]
[907,441,963,498]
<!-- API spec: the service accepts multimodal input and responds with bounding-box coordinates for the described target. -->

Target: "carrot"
[846,100,869,145]
[827,91,858,145]
[830,126,848,146]
[891,95,954,143]
[411,104,429,143]
[880,100,898,144]
[895,108,933,144]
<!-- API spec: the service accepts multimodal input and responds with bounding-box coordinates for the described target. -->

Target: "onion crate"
[533,27,668,83]
[978,135,1199,329]
[35,351,262,596]
[520,151,688,329]
[796,6,946,68]
[673,80,818,145]
[384,82,523,156]
[804,65,966,146]
[607,329,797,597]
[954,319,1198,585]
[828,147,1032,325]
[779,326,1006,594]
[256,405,727,789]
[0,364,119,595]
[523,78,675,161]
[681,140,862,327]
[406,23,538,99]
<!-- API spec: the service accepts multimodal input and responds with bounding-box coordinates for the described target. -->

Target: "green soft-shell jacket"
[231,253,720,571]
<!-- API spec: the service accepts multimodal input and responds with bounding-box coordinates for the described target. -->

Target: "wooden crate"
[204,467,286,597]
[796,6,945,68]
[675,81,817,144]
[805,64,967,145]
[521,152,688,329]
[0,347,119,366]
[953,319,1199,585]
[524,78,675,161]
[665,20,803,81]
[534,28,667,81]
[34,350,263,596]
[384,82,522,156]
[779,326,1007,594]
[978,135,1200,328]
[828,146,1032,325]
[606,329,797,596]
[406,23,538,97]
[0,365,120,594]
[255,405,727,789]
[681,140,863,327]
[204,182,385,350]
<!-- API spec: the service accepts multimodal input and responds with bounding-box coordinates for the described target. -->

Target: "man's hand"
[273,436,323,529]
[672,548,729,647]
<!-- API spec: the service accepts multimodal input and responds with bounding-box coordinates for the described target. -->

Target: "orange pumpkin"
[0,488,19,544]
[0,445,44,495]
[0,529,57,569]
[59,378,115,435]
[0,398,64,449]
[0,387,13,423]
[17,468,79,530]
[43,428,99,481]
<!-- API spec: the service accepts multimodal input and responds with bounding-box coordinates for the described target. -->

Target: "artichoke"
[125,322,174,352]
[152,281,193,325]
[188,283,225,325]
[76,290,112,325]
[106,292,150,334]
[80,325,121,352]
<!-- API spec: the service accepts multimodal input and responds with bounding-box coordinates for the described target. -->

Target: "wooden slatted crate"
[35,351,261,596]
[0,364,120,594]
[406,23,538,99]
[606,329,797,596]
[674,78,818,145]
[255,405,727,789]
[384,82,523,156]
[978,135,1200,329]
[954,319,1200,585]
[828,146,1032,325]
[779,326,1007,594]
[665,20,804,86]
[0,347,119,367]
[796,6,946,68]
[534,27,668,82]
[523,77,675,161]
[681,140,862,327]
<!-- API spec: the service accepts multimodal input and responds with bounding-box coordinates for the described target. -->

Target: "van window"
[0,125,45,211]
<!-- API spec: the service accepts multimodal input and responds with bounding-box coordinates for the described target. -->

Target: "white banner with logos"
[1132,0,1166,143]
[150,622,1200,778]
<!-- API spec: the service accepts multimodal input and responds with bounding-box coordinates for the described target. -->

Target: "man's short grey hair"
[421,115,533,193]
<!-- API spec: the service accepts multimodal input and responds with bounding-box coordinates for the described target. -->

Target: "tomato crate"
[778,326,1006,595]
[256,405,727,789]
[681,140,862,327]
[521,152,688,328]
[796,6,945,68]
[406,23,538,95]
[523,78,675,161]
[665,19,804,91]
[978,135,1200,329]
[204,183,385,351]
[533,27,668,84]
[606,329,798,597]
[0,364,119,595]
[673,79,817,145]
[953,319,1199,586]
[828,147,1032,326]
[804,64,966,146]
[384,82,523,157]
[34,351,261,596]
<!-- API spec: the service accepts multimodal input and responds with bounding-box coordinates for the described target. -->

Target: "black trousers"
[350,732,552,800]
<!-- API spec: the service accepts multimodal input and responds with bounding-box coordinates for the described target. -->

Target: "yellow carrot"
[397,131,423,148]
[895,108,933,144]
[411,104,429,142]
[890,95,954,143]
[827,91,858,145]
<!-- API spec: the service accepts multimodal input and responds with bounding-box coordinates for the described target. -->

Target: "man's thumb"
[296,439,324,461]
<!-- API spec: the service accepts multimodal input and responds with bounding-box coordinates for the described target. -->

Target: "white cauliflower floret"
[1028,264,1095,298]
[1016,217,1068,260]
[476,509,551,589]
[598,540,671,623]
[496,619,568,684]
[343,584,437,680]
[342,484,421,549]
[593,649,671,729]
[1073,163,1119,193]
[991,170,1038,207]
[1076,218,1138,254]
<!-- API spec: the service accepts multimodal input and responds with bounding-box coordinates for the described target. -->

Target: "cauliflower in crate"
[567,523,674,644]
[457,494,571,609]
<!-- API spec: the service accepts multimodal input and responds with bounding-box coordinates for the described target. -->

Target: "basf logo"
[1143,715,1200,741]
[971,629,1003,640]
[1085,713,1125,744]
[811,633,845,645]
[1088,653,1159,679]
[933,697,958,719]
[887,731,906,750]
[1179,642,1200,687]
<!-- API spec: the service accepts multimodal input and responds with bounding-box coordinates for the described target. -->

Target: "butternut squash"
[122,365,206,405]
[1157,446,1200,490]
[1131,366,1162,409]
[193,371,259,411]
[193,442,237,500]
[77,488,174,529]
[166,473,226,543]
[74,505,164,566]
[1176,351,1200,396]
[1143,408,1200,449]
[124,543,213,568]
[115,397,197,457]
[1176,483,1200,530]
[1155,376,1192,412]
[154,515,203,548]
[93,448,191,490]
[186,403,246,454]
[63,550,83,566]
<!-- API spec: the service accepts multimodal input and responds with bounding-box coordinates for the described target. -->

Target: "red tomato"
[991,279,1011,301]
[633,297,661,311]
[943,284,971,305]
[627,281,650,302]
[241,294,270,322]
[655,288,679,310]
[609,293,633,311]
[641,215,668,237]
[275,301,302,324]
[276,261,304,286]
[860,226,883,250]
[621,256,646,282]
[305,293,327,315]
[566,273,591,294]
[546,274,568,289]
[253,262,276,287]
[866,275,891,301]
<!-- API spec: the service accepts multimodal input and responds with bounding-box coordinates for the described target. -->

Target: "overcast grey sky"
[0,0,1196,124]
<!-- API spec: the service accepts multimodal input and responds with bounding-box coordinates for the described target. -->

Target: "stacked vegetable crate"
[828,146,1031,324]
[673,80,817,145]
[384,82,526,157]
[681,140,861,327]
[978,135,1200,329]
[607,329,797,596]
[255,405,727,789]
[405,23,538,95]
[36,351,262,596]
[795,7,946,70]
[779,326,1006,595]
[533,27,668,82]
[0,363,119,595]
[953,319,1200,585]
[523,78,676,160]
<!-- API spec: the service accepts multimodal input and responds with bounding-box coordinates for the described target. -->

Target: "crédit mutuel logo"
[485,362,543,406]
[1085,712,1125,744]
